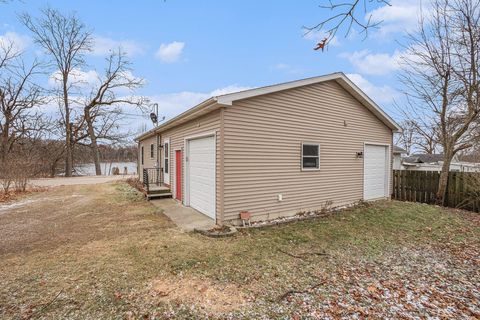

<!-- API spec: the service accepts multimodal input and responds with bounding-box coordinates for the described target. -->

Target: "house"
[135,73,402,225]
[402,154,480,172]
[393,146,407,170]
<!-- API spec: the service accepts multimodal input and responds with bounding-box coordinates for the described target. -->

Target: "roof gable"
[215,72,401,132]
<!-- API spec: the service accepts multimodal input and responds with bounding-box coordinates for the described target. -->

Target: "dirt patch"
[0,183,170,255]
[149,276,249,313]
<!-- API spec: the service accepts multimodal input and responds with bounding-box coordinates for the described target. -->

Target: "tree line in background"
[0,7,147,193]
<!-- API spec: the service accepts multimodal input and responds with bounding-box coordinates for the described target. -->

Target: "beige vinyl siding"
[222,80,393,223]
[160,109,222,223]
[138,135,158,174]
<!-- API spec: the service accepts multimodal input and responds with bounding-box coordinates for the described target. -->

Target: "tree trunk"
[50,157,60,178]
[65,122,72,177]
[84,109,102,175]
[0,118,10,164]
[50,163,56,178]
[437,153,453,206]
[63,76,73,177]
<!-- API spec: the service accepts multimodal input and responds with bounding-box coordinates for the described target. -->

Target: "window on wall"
[150,144,154,158]
[302,143,320,170]
[164,141,169,174]
[141,146,144,165]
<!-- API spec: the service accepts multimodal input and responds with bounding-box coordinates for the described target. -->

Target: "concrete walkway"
[150,198,215,232]
[29,175,136,188]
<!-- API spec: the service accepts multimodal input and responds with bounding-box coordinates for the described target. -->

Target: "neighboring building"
[402,154,480,172]
[136,73,402,225]
[393,146,407,170]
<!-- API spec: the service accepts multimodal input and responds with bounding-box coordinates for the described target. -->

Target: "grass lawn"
[0,182,479,319]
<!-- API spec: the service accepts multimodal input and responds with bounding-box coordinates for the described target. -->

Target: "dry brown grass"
[0,182,478,319]
[0,183,168,255]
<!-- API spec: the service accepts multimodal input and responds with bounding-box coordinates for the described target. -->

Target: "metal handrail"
[142,168,163,192]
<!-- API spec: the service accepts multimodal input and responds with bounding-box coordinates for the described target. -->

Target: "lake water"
[76,162,137,176]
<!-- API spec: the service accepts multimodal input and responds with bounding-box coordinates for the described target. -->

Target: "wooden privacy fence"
[392,170,480,213]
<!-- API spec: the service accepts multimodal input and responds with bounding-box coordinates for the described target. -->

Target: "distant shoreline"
[75,162,137,176]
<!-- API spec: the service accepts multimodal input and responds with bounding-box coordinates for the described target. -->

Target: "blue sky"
[0,0,423,137]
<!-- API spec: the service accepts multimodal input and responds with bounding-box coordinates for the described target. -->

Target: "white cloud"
[210,85,251,96]
[48,68,145,100]
[91,35,145,56]
[340,49,402,75]
[155,41,185,63]
[0,31,31,52]
[369,0,427,37]
[147,85,252,119]
[346,73,398,104]
[48,68,100,88]
[128,84,253,133]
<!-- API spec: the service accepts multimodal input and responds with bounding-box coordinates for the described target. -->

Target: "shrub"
[0,157,36,194]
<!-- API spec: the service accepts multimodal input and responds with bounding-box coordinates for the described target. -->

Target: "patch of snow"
[0,199,38,214]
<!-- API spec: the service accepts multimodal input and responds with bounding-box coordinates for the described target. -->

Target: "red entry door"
[175,150,182,200]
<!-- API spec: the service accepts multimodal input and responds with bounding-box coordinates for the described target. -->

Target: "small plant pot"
[240,211,251,220]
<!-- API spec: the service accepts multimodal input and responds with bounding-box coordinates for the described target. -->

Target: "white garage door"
[364,144,389,200]
[187,135,215,219]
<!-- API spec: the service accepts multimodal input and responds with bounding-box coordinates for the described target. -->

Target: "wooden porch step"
[147,192,172,199]
[148,188,171,195]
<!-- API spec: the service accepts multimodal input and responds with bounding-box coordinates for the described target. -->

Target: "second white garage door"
[187,135,215,219]
[364,144,389,200]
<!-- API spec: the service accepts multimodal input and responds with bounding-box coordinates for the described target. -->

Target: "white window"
[302,143,320,170]
[150,144,154,159]
[164,141,169,174]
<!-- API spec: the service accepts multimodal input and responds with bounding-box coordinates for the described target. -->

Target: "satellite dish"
[150,112,158,124]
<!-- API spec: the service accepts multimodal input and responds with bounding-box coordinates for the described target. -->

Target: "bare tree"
[411,122,440,155]
[400,0,480,205]
[21,7,93,177]
[0,40,45,163]
[305,0,390,49]
[395,120,415,155]
[0,40,48,192]
[82,50,146,175]
[395,119,440,155]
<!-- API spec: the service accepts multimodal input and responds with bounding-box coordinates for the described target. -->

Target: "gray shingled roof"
[403,154,444,164]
